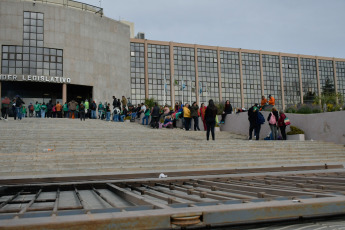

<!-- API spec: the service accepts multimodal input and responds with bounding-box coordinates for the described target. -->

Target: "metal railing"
[22,0,103,16]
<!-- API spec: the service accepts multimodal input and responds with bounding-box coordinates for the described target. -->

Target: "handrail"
[21,0,103,16]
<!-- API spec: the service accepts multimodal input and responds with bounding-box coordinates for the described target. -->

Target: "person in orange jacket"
[268,95,275,106]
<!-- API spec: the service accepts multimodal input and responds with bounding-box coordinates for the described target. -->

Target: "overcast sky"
[80,0,345,58]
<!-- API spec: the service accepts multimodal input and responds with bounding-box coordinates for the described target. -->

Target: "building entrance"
[1,81,92,105]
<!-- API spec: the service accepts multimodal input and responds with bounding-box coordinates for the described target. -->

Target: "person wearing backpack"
[267,107,279,140]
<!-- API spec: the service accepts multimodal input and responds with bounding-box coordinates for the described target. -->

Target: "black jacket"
[248,106,257,125]
[224,104,232,114]
[15,97,25,107]
[151,106,160,117]
[205,106,217,123]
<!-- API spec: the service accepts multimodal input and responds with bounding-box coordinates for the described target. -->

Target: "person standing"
[200,103,207,131]
[106,103,111,121]
[15,96,25,120]
[79,102,86,121]
[142,106,150,125]
[190,102,200,131]
[55,101,62,118]
[248,104,259,140]
[267,107,279,140]
[278,110,287,140]
[63,102,69,118]
[34,102,41,118]
[68,99,78,119]
[112,96,117,109]
[47,100,53,118]
[90,100,97,119]
[28,102,34,117]
[12,99,17,120]
[1,97,10,120]
[41,102,47,118]
[183,103,192,131]
[98,102,103,119]
[121,96,127,108]
[220,100,232,124]
[205,100,218,141]
[52,104,56,118]
[84,99,89,118]
[21,105,27,118]
[150,103,160,129]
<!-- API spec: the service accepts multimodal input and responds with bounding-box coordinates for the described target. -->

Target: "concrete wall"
[0,0,130,103]
[220,111,345,144]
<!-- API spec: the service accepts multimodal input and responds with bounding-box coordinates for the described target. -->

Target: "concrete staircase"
[0,118,344,177]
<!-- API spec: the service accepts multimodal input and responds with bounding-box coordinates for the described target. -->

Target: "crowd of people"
[1,93,288,141]
[247,94,289,141]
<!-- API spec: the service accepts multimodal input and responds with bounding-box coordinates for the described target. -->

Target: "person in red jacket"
[278,110,287,140]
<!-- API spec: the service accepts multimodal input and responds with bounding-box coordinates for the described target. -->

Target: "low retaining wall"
[219,111,345,144]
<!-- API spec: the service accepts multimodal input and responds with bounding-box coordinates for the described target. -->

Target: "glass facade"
[1,11,63,76]
[282,57,300,106]
[318,59,335,93]
[242,53,261,109]
[128,42,345,109]
[301,58,318,103]
[220,51,241,108]
[130,43,145,106]
[336,61,345,100]
[147,44,171,105]
[262,54,282,109]
[173,47,196,104]
[198,49,219,104]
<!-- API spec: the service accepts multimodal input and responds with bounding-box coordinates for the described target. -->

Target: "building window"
[174,47,196,104]
[198,48,219,104]
[282,56,300,106]
[1,11,63,77]
[130,42,145,106]
[319,59,335,94]
[148,44,171,105]
[220,50,241,108]
[336,61,345,102]
[262,54,282,109]
[242,53,261,109]
[301,58,318,103]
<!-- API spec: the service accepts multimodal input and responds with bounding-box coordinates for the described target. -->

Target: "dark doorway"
[67,84,93,104]
[1,81,62,103]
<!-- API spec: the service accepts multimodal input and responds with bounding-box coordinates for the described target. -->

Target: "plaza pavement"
[0,117,344,178]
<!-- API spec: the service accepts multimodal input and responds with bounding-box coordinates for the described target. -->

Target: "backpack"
[257,112,265,125]
[269,112,277,125]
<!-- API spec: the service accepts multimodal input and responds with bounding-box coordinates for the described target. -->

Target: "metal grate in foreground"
[1,166,345,229]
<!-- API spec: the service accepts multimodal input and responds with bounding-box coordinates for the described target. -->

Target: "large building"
[1,0,345,110]
[0,0,130,104]
[130,39,345,110]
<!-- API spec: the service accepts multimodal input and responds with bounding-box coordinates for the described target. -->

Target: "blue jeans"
[41,110,46,118]
[142,115,149,125]
[106,112,111,121]
[113,114,119,122]
[120,115,125,122]
[131,112,137,119]
[91,110,96,119]
[16,107,22,120]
